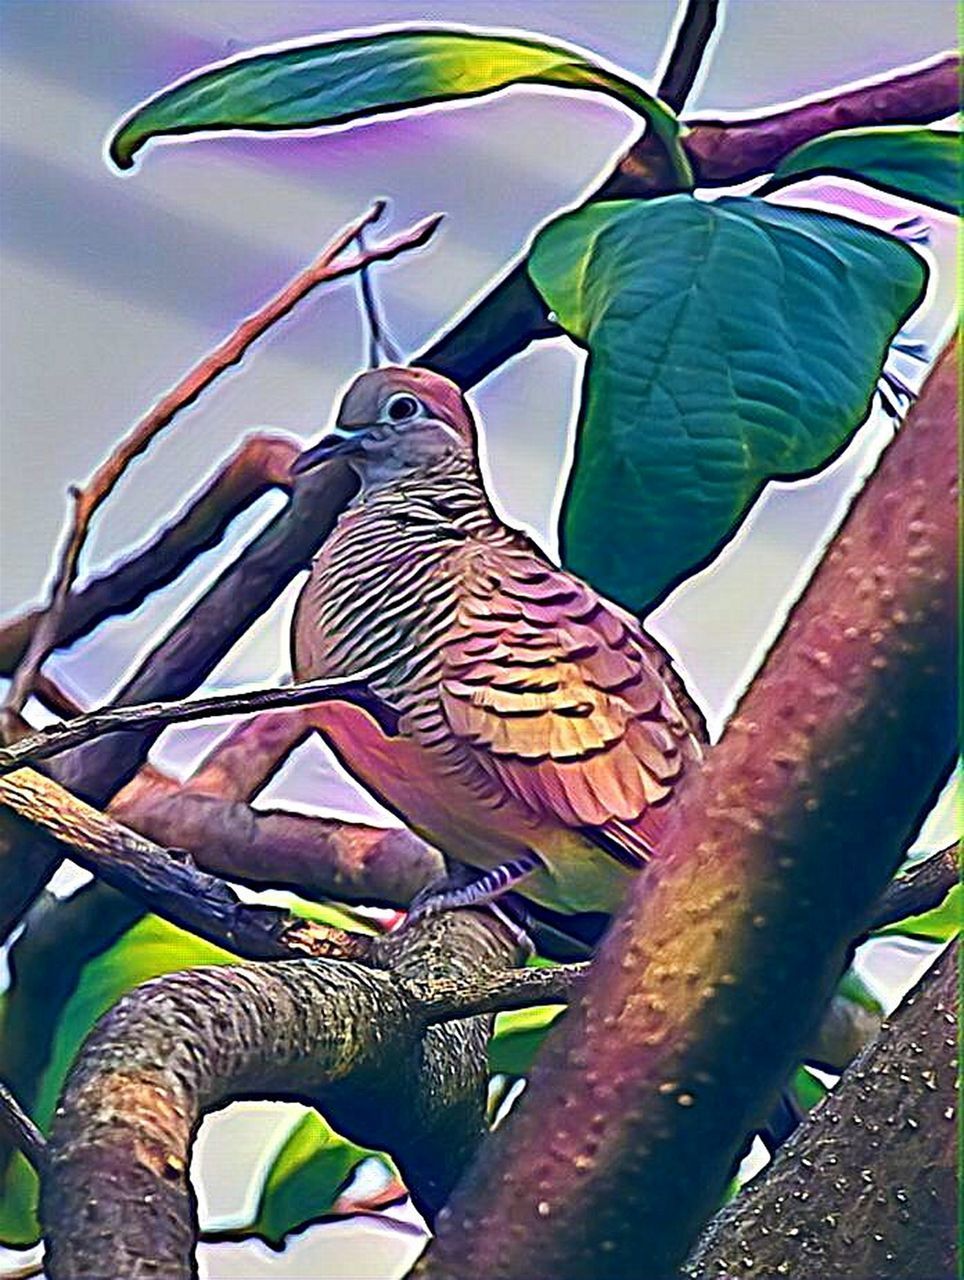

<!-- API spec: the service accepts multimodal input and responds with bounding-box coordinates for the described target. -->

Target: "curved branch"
[0,767,369,963]
[686,946,959,1279]
[0,433,299,676]
[41,910,520,1278]
[419,342,957,1276]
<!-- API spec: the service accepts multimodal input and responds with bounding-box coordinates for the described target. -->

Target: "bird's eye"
[384,392,422,423]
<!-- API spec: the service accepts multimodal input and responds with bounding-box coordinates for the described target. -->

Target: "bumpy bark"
[42,910,520,1278]
[419,345,957,1279]
[687,946,958,1280]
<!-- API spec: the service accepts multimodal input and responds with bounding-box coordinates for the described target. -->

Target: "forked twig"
[1,201,442,727]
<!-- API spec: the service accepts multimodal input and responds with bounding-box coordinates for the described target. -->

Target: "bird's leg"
[402,852,543,930]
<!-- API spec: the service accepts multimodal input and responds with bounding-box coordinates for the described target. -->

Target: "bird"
[290,366,706,919]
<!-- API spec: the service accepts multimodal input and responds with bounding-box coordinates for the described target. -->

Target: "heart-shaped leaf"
[528,194,926,609]
[110,27,685,181]
[766,126,961,214]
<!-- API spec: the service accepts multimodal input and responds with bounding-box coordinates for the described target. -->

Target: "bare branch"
[683,52,959,187]
[686,946,959,1280]
[0,767,369,963]
[654,0,721,114]
[0,433,299,676]
[1,202,441,724]
[0,671,399,775]
[41,910,521,1277]
[413,962,589,1025]
[419,342,957,1278]
[0,1080,46,1173]
[865,841,959,934]
[110,706,444,906]
[116,784,443,908]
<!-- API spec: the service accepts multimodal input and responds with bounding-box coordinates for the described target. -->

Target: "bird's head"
[293,366,477,485]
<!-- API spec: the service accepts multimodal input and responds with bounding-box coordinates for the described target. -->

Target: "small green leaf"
[488,1004,564,1076]
[528,194,926,609]
[876,882,962,942]
[0,916,236,1247]
[767,126,961,214]
[835,968,883,1016]
[789,1065,827,1113]
[110,27,686,181]
[232,1110,386,1249]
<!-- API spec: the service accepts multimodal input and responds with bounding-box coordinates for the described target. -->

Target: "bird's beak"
[292,427,360,475]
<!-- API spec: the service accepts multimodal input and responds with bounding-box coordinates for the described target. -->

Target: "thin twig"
[1,202,442,724]
[0,766,370,963]
[413,962,589,1025]
[0,667,400,774]
[655,0,721,113]
[0,1079,46,1172]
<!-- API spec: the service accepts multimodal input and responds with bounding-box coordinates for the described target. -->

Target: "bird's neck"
[354,449,497,524]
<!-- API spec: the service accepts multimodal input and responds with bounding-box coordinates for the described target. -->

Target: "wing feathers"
[424,542,702,853]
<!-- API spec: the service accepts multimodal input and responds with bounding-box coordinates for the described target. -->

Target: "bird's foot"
[399,854,542,944]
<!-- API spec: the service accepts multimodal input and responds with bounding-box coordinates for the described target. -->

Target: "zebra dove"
[291,366,705,917]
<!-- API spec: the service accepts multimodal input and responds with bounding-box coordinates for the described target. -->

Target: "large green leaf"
[767,126,961,214]
[210,1110,390,1249]
[110,27,686,180]
[528,195,926,609]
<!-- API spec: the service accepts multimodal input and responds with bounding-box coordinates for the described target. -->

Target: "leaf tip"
[107,123,142,172]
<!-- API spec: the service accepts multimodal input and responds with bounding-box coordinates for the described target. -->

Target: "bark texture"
[419,344,957,1279]
[42,910,520,1278]
[687,946,959,1280]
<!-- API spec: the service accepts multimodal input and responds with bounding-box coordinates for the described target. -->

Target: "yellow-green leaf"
[109,27,686,182]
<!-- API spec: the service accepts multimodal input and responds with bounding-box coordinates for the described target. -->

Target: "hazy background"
[0,1,957,1276]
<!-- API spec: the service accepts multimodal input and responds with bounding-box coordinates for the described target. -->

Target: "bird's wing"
[426,542,702,859]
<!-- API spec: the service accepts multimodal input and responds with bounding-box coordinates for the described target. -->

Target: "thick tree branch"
[686,945,959,1280]
[41,910,521,1277]
[419,343,957,1278]
[117,782,443,907]
[422,52,957,385]
[0,768,369,963]
[0,433,299,676]
[413,962,588,1025]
